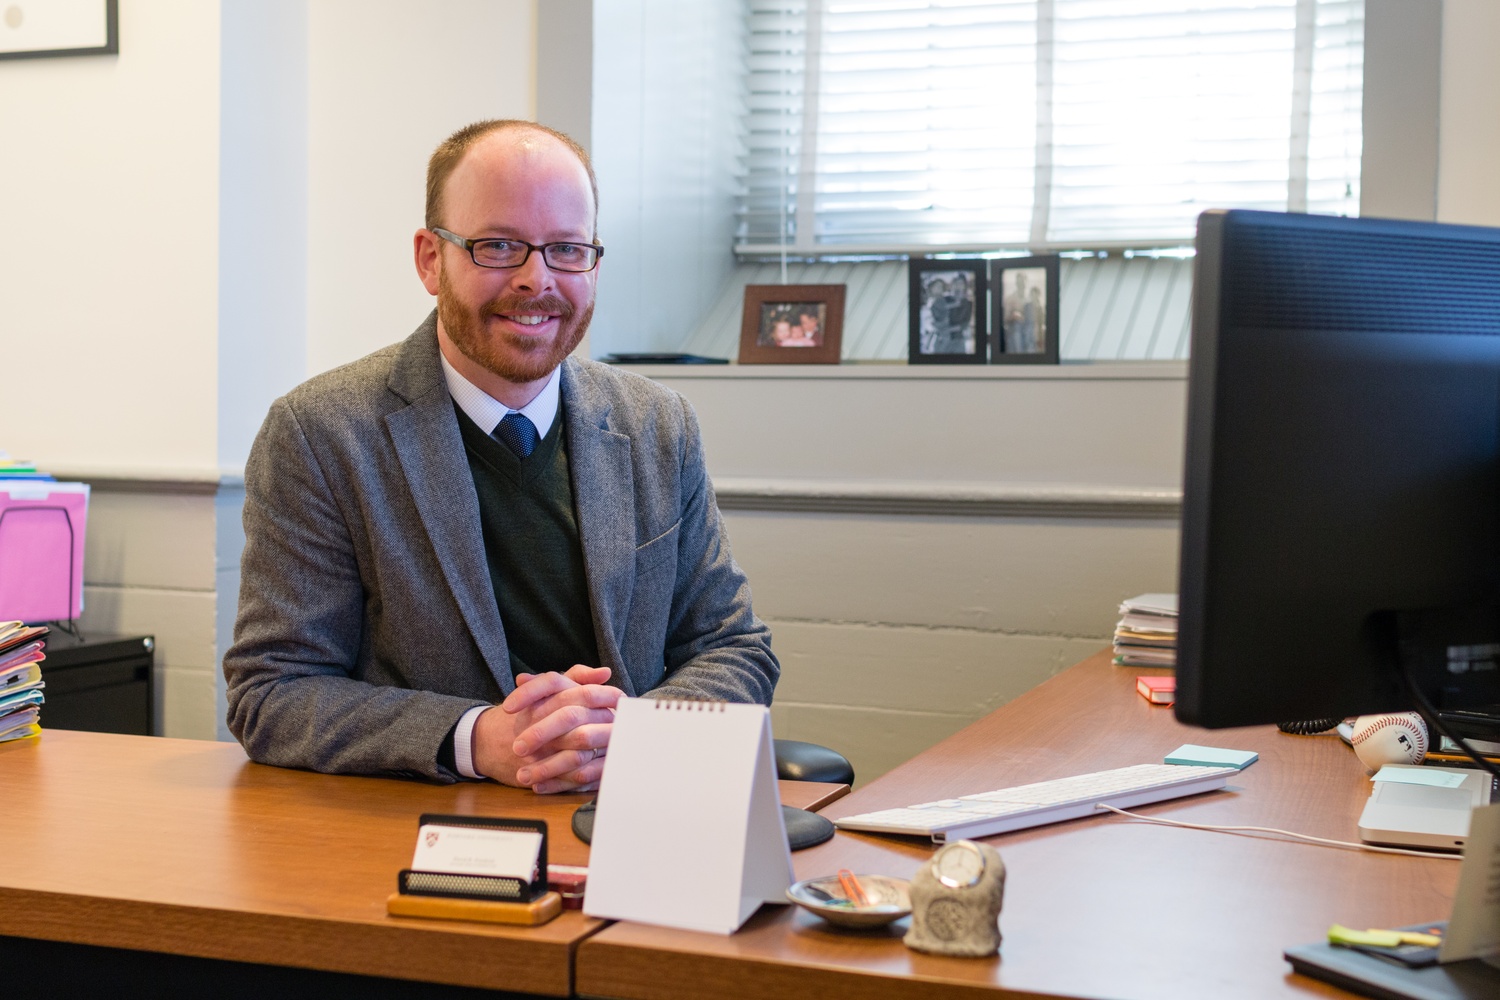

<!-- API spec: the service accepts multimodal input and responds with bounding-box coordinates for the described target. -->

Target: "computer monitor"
[1175,209,1500,729]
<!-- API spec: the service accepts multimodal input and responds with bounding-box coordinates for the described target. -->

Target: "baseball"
[1349,712,1428,770]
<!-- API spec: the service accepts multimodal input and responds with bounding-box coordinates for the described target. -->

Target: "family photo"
[1000,266,1047,354]
[758,302,826,348]
[917,270,978,356]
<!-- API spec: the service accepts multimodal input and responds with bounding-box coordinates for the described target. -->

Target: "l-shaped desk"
[0,652,1460,999]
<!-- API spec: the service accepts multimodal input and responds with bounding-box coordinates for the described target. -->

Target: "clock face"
[934,841,986,888]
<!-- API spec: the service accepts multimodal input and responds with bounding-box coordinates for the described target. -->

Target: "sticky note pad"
[1165,745,1258,770]
[1371,765,1467,789]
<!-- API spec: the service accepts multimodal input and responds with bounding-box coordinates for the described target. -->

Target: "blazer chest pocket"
[635,520,680,581]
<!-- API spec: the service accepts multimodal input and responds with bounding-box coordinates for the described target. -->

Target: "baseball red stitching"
[1351,715,1427,756]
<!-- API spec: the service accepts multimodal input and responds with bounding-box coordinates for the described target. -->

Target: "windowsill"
[605,360,1188,381]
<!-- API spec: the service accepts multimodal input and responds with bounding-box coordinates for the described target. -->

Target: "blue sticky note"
[1165,744,1258,770]
[1371,765,1467,789]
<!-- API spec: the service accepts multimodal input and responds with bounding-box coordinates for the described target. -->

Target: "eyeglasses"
[431,228,604,273]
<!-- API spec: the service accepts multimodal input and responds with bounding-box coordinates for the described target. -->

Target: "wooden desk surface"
[0,729,845,995]
[577,652,1461,1000]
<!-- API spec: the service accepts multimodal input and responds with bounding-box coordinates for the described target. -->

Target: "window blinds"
[738,0,1363,254]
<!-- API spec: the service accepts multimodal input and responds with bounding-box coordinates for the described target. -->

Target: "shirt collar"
[439,351,560,440]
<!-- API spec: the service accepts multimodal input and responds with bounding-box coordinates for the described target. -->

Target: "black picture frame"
[908,259,987,364]
[0,0,118,61]
[990,255,1060,365]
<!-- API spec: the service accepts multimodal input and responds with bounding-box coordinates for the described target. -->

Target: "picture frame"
[738,285,845,365]
[0,0,118,60]
[908,259,987,364]
[990,255,1060,365]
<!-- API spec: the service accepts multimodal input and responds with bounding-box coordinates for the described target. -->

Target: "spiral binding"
[653,698,727,712]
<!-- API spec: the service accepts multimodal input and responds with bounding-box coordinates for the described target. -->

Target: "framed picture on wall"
[908,259,987,364]
[738,285,845,364]
[990,255,1060,365]
[0,0,118,60]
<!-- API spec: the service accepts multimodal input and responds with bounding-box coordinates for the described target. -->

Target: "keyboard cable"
[1095,804,1463,860]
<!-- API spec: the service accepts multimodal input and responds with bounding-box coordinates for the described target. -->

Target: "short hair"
[424,119,598,233]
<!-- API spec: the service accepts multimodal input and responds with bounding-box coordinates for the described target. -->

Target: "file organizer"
[0,483,89,623]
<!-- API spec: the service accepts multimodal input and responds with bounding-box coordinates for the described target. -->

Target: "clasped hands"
[472,664,621,794]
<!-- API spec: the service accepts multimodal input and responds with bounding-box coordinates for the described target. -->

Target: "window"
[738,0,1364,254]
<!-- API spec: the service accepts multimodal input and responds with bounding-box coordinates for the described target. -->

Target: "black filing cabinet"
[40,633,155,736]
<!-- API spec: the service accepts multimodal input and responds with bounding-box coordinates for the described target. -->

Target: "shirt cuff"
[454,705,490,779]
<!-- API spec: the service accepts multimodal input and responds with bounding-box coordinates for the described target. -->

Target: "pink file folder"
[0,483,89,623]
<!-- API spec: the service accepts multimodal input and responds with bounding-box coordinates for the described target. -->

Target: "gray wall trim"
[714,478,1182,519]
[50,468,247,494]
[47,467,1183,516]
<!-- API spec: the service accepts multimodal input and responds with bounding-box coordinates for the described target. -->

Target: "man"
[224,120,778,793]
[1003,272,1037,353]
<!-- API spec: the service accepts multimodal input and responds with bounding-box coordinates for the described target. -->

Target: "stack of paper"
[1114,593,1177,667]
[0,622,48,743]
[0,453,54,482]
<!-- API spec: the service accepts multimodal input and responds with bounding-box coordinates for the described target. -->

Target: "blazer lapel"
[386,317,515,695]
[561,360,638,695]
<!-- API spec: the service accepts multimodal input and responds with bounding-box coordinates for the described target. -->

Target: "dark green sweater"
[456,405,600,680]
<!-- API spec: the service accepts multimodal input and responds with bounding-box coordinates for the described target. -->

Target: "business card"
[410,822,542,880]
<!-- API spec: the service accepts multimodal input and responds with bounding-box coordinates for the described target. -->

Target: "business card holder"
[386,814,561,926]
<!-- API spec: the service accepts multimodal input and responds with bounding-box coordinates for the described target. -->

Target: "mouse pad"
[571,801,835,851]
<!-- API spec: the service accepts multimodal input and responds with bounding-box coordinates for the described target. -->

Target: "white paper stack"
[1114,594,1177,667]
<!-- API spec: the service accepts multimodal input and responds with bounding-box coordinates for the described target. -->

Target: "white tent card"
[584,698,793,934]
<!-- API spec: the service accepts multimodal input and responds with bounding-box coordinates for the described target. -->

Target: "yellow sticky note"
[1389,930,1443,947]
[1328,924,1401,948]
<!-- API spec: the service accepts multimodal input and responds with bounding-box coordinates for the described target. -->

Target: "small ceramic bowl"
[786,874,911,928]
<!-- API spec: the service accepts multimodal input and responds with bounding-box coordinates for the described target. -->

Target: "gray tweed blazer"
[224,314,778,781]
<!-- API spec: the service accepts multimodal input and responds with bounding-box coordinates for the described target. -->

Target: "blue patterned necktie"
[493,412,539,459]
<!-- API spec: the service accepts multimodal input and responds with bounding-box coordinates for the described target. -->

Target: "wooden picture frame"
[909,259,987,364]
[0,0,118,60]
[990,255,1060,364]
[738,285,845,364]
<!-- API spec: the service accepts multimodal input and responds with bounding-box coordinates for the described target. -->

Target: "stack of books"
[1113,594,1177,667]
[0,622,48,744]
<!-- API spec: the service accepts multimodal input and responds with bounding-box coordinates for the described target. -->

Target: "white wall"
[305,0,537,377]
[0,1,540,741]
[1437,0,1500,227]
[219,0,308,471]
[1363,0,1500,229]
[0,1,224,738]
[588,0,742,359]
[0,0,220,472]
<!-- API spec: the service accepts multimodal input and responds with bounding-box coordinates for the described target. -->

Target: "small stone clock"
[903,840,1006,957]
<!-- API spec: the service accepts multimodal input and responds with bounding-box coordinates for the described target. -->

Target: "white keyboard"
[833,763,1237,842]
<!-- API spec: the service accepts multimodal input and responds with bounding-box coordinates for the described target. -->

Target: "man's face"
[420,133,598,389]
[798,312,819,336]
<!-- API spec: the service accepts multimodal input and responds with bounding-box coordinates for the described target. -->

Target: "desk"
[0,730,845,997]
[577,652,1461,1000]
